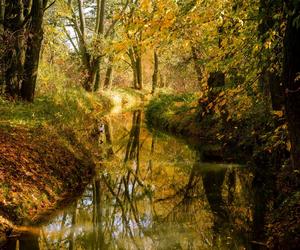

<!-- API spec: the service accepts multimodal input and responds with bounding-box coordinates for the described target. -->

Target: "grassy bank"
[145,92,201,138]
[146,90,284,162]
[0,87,146,245]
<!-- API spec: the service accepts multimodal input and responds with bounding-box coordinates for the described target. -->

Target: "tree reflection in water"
[7,110,270,250]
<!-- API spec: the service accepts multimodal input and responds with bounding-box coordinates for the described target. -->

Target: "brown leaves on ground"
[0,126,94,227]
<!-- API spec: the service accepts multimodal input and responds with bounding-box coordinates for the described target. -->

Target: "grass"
[146,92,199,134]
[0,86,146,147]
[0,88,111,129]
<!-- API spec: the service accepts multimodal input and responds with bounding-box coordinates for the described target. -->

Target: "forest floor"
[145,91,300,249]
[0,87,147,246]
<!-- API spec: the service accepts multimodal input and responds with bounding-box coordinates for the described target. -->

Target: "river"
[4,109,269,250]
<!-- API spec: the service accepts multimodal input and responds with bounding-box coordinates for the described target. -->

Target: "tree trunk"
[136,57,143,90]
[128,48,138,89]
[19,232,40,250]
[151,50,158,94]
[20,0,47,102]
[0,0,4,30]
[77,0,86,35]
[282,3,300,169]
[104,119,114,157]
[84,59,99,92]
[258,0,283,109]
[3,0,25,99]
[97,0,105,34]
[93,0,106,91]
[93,65,101,91]
[191,46,202,84]
[69,202,77,250]
[135,47,143,90]
[0,0,4,92]
[104,56,114,89]
[128,46,143,90]
[159,73,166,88]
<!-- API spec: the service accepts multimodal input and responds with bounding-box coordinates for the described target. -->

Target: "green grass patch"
[0,88,111,129]
[146,92,198,131]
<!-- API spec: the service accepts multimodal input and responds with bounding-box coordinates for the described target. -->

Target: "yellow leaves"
[110,40,131,54]
[295,73,300,82]
[264,122,289,153]
[190,101,199,108]
[214,105,221,116]
[216,133,225,140]
[226,114,232,121]
[183,41,190,48]
[264,40,272,49]
[56,1,72,18]
[207,102,214,110]
[219,98,227,107]
[218,91,225,97]
[174,102,185,108]
[140,0,152,12]
[253,44,260,53]
[273,110,284,118]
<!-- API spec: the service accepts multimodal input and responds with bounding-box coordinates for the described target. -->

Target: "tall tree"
[0,0,5,90]
[282,1,300,169]
[151,50,158,94]
[63,0,129,91]
[1,0,49,101]
[21,0,49,101]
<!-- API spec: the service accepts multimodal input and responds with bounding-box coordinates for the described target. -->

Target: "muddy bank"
[0,126,94,246]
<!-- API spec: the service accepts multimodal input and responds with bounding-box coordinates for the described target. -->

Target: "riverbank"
[145,91,300,248]
[146,90,287,162]
[0,87,147,246]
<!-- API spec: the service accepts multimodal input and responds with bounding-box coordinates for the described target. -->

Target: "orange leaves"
[273,110,284,118]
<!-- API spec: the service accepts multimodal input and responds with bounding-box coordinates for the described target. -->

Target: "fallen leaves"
[0,126,93,226]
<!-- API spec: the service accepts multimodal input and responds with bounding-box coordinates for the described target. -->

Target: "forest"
[0,0,300,249]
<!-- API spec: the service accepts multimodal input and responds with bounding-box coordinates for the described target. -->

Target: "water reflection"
[6,110,269,249]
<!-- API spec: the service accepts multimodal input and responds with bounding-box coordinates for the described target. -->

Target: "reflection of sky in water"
[37,111,257,250]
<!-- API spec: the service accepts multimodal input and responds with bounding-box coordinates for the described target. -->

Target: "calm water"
[7,110,268,250]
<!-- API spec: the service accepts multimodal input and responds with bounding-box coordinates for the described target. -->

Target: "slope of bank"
[0,87,146,246]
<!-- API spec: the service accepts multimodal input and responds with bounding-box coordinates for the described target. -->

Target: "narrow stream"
[7,109,268,250]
